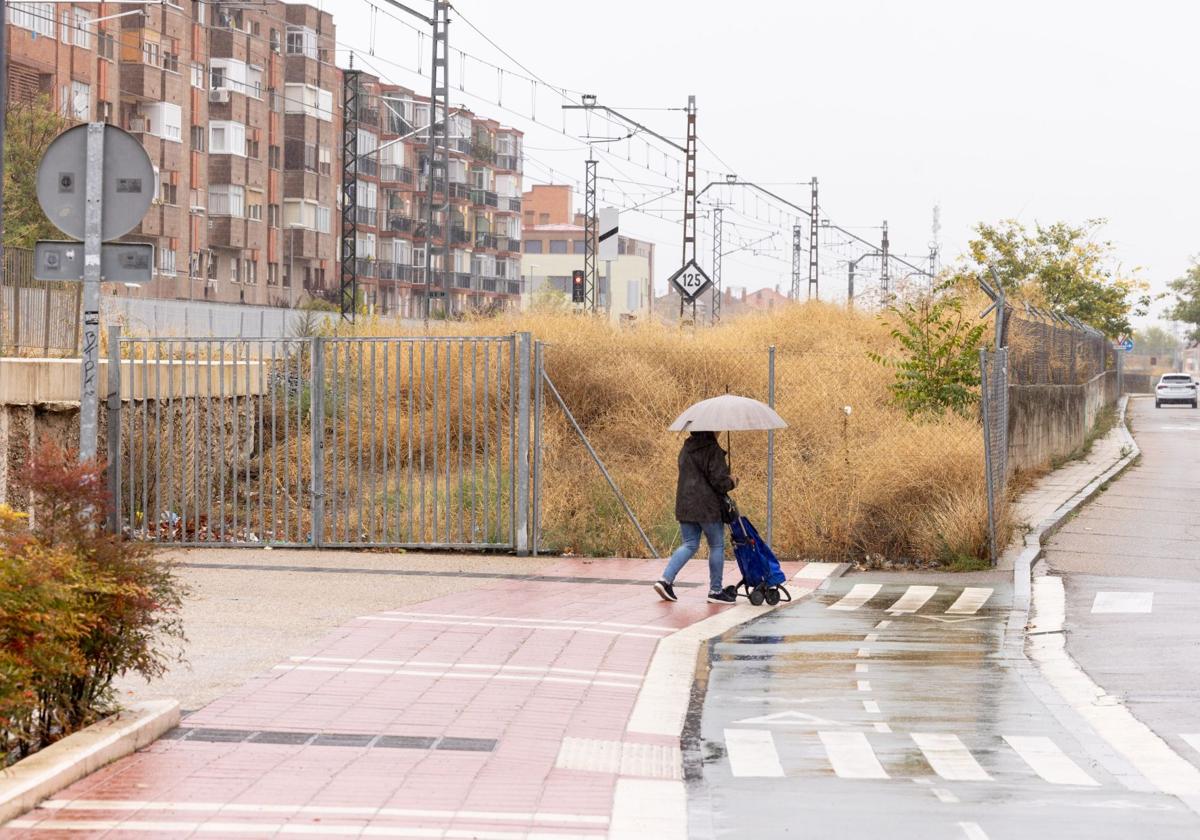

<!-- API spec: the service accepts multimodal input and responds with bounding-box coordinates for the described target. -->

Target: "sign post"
[35,123,154,462]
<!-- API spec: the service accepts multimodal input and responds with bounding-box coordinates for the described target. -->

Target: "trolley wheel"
[749,586,766,606]
[765,587,780,606]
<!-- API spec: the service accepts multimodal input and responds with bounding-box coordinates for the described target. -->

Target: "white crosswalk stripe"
[724,729,784,777]
[887,585,939,614]
[946,587,993,615]
[820,731,889,779]
[912,733,992,781]
[829,584,882,611]
[1181,734,1200,757]
[1091,591,1153,613]
[1003,735,1099,786]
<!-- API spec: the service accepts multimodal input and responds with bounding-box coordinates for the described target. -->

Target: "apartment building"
[6,2,522,316]
[346,74,524,317]
[520,184,654,321]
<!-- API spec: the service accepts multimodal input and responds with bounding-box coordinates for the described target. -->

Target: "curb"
[1009,394,1139,616]
[0,699,180,826]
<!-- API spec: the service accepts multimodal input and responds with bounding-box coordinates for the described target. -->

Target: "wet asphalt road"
[1047,397,1200,786]
[688,574,1200,839]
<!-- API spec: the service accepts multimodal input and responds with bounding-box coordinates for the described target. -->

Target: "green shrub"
[0,442,186,764]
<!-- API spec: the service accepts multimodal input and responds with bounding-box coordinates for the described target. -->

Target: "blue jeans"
[661,521,726,593]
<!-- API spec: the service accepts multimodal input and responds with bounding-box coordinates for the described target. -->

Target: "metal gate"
[109,332,531,551]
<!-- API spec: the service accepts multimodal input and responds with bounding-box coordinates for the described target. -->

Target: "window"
[283,83,333,120]
[317,206,332,234]
[191,63,204,88]
[98,30,115,60]
[10,3,57,39]
[524,239,543,254]
[190,188,204,208]
[247,66,263,99]
[319,146,331,175]
[268,204,280,227]
[72,7,92,48]
[158,248,177,276]
[209,121,247,155]
[247,190,264,220]
[143,102,181,141]
[97,100,113,124]
[209,185,246,217]
[190,125,205,151]
[159,175,177,205]
[246,260,257,286]
[549,239,569,255]
[163,47,180,74]
[269,29,281,53]
[573,239,586,254]
[285,26,318,58]
[538,213,550,225]
[143,41,159,67]
[246,137,260,158]
[62,81,89,120]
[268,263,279,286]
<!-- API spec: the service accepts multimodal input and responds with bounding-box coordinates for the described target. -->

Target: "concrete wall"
[1008,370,1117,473]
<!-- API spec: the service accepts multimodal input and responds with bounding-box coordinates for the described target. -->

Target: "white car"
[1154,373,1198,409]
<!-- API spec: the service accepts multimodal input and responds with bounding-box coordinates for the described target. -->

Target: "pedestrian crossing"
[827,584,994,615]
[720,728,1103,787]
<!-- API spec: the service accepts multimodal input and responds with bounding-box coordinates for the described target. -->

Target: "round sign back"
[35,123,155,242]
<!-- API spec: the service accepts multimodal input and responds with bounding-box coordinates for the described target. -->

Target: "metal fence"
[108,332,531,551]
[1007,310,1115,385]
[979,347,1009,563]
[0,247,82,356]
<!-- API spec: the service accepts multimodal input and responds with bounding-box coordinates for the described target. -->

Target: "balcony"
[496,235,519,254]
[354,259,376,278]
[472,142,496,163]
[469,189,499,208]
[473,232,497,250]
[412,221,444,240]
[354,206,379,227]
[378,263,414,282]
[454,272,472,290]
[357,157,379,178]
[451,227,471,245]
[451,137,472,154]
[381,165,414,184]
[449,183,471,201]
[120,63,162,100]
[385,213,414,234]
[505,197,521,212]
[496,154,520,171]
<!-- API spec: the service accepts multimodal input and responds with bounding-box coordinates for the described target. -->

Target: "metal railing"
[110,333,533,550]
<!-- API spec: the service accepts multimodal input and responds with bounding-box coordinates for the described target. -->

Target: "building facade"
[5,2,521,315]
[519,185,653,322]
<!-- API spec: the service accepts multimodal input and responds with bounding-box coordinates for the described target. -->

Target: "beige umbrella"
[668,395,787,432]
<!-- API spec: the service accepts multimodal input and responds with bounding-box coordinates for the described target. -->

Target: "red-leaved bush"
[0,440,185,764]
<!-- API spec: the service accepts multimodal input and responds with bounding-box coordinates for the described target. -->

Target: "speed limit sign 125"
[668,259,712,302]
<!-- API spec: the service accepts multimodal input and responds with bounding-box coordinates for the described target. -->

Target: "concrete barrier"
[1007,371,1117,473]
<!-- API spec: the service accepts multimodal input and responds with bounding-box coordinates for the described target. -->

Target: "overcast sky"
[328,0,1197,326]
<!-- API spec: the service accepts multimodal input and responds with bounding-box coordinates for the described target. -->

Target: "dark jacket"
[674,432,735,523]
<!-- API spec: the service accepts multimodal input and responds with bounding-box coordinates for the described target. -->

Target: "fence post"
[515,331,532,555]
[42,282,52,356]
[767,345,776,547]
[106,325,122,534]
[310,336,325,547]
[532,340,544,555]
[979,348,998,566]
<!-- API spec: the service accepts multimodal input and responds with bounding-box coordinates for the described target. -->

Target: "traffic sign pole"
[79,124,105,463]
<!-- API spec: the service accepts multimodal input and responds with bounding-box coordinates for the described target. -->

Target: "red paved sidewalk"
[3,557,831,839]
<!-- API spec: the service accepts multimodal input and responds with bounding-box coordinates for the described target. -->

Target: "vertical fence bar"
[482,341,491,542]
[106,326,122,534]
[407,342,415,542]
[192,340,201,543]
[509,336,517,548]
[516,332,531,554]
[532,340,543,555]
[766,344,776,547]
[457,339,465,545]
[311,337,325,547]
[432,342,440,542]
[470,341,479,543]
[153,341,163,542]
[444,339,452,545]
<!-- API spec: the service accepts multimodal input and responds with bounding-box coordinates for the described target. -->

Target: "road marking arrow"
[733,710,846,727]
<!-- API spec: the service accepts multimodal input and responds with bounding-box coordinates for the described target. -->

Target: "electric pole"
[584,157,597,310]
[681,95,697,323]
[808,177,819,299]
[880,220,890,299]
[790,224,802,300]
[711,205,723,324]
[339,60,360,321]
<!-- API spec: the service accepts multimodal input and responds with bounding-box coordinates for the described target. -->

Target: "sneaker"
[707,589,737,604]
[654,580,678,602]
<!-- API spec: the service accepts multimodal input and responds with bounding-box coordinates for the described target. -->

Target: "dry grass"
[336,302,1000,563]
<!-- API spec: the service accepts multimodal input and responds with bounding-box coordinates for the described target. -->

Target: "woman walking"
[654,430,737,604]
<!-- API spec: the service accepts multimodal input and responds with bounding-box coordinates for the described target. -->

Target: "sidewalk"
[4,557,836,839]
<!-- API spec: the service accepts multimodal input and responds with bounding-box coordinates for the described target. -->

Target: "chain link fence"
[1007,310,1115,385]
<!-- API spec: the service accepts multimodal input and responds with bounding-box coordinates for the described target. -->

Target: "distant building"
[4,1,521,316]
[519,185,653,322]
